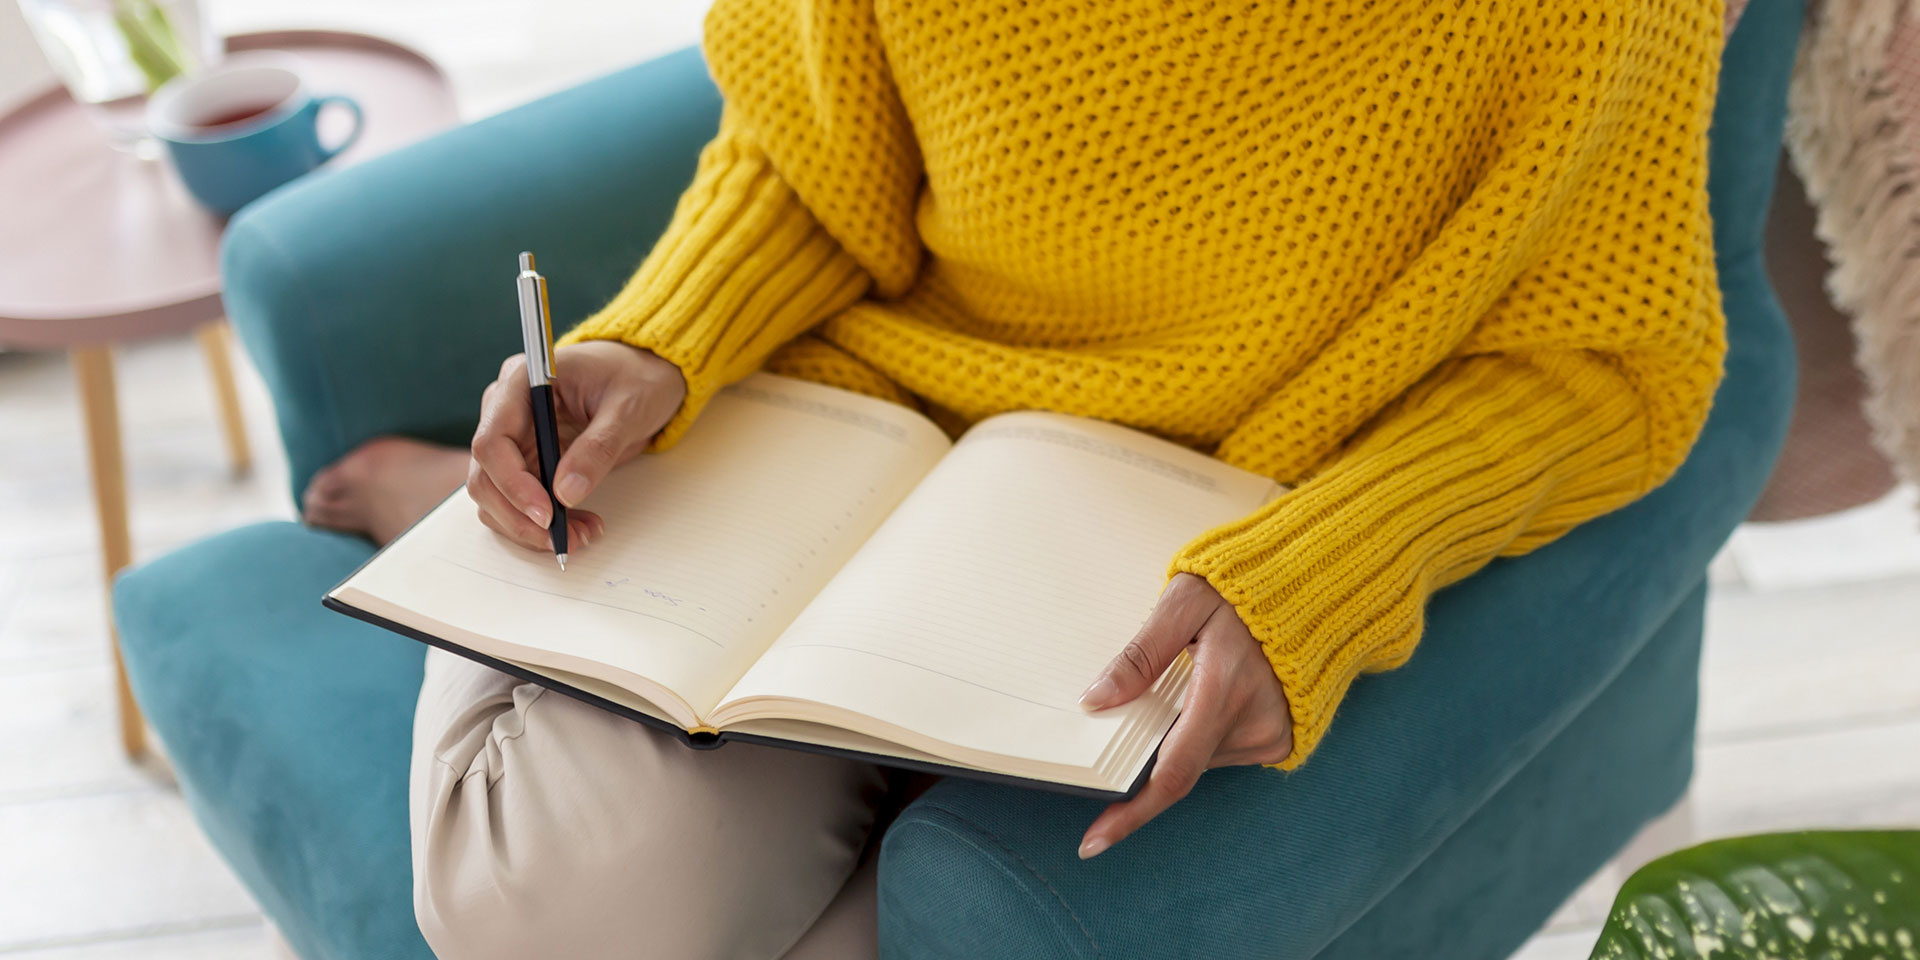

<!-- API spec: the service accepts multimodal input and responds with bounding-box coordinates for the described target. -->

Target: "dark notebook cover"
[323,585,1156,801]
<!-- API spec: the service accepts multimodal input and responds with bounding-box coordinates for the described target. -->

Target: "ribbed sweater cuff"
[559,142,869,450]
[1172,356,1649,769]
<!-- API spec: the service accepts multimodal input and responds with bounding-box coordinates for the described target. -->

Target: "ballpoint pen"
[516,251,568,570]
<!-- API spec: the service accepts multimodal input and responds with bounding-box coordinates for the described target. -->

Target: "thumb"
[551,393,649,507]
[1080,574,1220,711]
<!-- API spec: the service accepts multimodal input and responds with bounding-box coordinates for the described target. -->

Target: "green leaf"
[1591,831,1920,960]
[111,0,190,93]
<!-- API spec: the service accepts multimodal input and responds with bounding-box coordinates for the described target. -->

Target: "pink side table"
[0,30,458,758]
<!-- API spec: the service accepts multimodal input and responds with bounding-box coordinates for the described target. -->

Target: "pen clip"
[516,251,556,387]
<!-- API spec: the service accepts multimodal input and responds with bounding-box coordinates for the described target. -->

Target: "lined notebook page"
[334,374,951,720]
[712,411,1281,772]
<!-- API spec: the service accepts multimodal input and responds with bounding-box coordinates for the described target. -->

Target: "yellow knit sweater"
[563,0,1727,767]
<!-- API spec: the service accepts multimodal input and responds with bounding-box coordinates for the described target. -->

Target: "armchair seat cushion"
[115,523,433,960]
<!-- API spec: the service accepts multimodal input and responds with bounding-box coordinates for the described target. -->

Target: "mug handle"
[315,94,365,162]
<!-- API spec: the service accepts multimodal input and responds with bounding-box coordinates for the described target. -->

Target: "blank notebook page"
[718,411,1282,770]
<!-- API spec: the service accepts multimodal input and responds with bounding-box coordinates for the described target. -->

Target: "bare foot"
[303,437,470,546]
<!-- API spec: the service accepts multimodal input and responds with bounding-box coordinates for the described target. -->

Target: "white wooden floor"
[2,3,1918,958]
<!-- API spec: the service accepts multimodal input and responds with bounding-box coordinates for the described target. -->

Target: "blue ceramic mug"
[147,55,364,216]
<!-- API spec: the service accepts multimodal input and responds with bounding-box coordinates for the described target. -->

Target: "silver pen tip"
[519,251,535,271]
[556,553,567,571]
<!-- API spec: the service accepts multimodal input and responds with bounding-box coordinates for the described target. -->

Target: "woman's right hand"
[468,340,688,553]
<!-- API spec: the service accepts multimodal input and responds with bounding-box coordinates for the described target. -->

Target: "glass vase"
[15,0,218,156]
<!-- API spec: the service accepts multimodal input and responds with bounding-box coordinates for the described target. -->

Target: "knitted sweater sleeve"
[1172,5,1727,769]
[559,0,922,449]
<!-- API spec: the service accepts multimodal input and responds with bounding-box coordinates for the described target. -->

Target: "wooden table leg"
[70,345,146,759]
[196,322,252,474]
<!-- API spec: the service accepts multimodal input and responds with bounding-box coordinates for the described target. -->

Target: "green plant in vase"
[111,0,191,92]
[1591,830,1920,959]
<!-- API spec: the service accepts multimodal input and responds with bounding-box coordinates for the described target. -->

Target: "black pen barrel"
[529,383,568,557]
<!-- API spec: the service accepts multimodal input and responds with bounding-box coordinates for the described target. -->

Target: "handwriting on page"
[431,554,725,645]
[598,577,700,610]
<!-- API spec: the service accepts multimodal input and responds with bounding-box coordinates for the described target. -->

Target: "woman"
[300,0,1728,955]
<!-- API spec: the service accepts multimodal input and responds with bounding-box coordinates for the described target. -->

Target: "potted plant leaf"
[1590,830,1919,959]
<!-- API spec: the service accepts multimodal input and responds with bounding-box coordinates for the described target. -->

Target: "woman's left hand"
[1075,573,1293,859]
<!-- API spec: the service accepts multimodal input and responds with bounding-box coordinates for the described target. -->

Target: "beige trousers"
[409,648,892,960]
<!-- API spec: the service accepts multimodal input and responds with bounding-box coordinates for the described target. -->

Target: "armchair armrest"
[220,47,720,500]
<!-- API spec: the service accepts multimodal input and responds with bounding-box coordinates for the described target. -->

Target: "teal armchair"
[112,4,1803,958]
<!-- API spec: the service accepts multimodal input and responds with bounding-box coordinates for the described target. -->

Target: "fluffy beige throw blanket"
[1785,0,1920,491]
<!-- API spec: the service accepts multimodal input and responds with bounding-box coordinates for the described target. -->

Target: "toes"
[303,499,352,532]
[302,453,376,535]
[305,464,340,497]
[302,467,348,515]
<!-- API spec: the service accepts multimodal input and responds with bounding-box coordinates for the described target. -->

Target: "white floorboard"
[1507,927,1608,960]
[0,789,258,952]
[1,921,274,960]
[0,664,158,805]
[1699,576,1920,744]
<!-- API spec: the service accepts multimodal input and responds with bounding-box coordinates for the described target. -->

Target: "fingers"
[1078,653,1233,858]
[550,393,644,507]
[545,343,686,506]
[470,357,555,529]
[472,459,607,556]
[1194,603,1294,768]
[468,459,552,551]
[475,432,559,525]
[469,347,675,560]
[1080,574,1223,711]
[1074,597,1296,859]
[483,341,688,513]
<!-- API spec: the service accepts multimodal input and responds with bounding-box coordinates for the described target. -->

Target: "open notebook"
[326,374,1282,799]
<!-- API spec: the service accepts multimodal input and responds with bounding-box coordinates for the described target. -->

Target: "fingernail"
[555,472,588,506]
[1078,837,1109,860]
[528,503,551,526]
[1079,677,1118,712]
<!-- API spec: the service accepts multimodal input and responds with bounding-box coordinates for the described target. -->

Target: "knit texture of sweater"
[562,0,1727,767]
